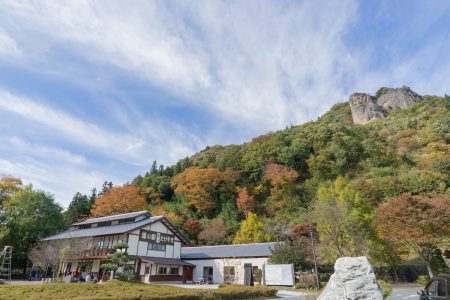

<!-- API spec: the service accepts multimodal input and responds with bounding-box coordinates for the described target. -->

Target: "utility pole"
[309,229,320,289]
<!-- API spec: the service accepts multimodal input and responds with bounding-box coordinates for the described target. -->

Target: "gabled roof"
[43,213,191,245]
[73,210,150,226]
[181,242,276,260]
[43,216,164,241]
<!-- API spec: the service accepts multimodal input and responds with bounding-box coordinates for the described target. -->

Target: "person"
[85,273,92,283]
[29,269,36,281]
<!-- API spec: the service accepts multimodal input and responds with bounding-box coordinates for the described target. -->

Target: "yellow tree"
[0,176,23,208]
[233,212,273,244]
[90,185,147,217]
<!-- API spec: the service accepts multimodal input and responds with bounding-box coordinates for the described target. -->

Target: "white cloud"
[0,0,361,131]
[0,28,21,58]
[0,89,201,165]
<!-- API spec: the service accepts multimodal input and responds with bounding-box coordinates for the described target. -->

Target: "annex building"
[42,211,275,285]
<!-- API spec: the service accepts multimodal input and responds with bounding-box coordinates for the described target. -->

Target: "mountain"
[132,87,449,244]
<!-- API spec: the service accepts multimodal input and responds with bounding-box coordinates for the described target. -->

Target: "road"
[391,284,420,300]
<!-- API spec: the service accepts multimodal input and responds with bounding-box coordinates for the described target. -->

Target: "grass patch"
[0,280,277,300]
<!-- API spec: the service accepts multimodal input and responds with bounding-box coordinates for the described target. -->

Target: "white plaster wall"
[128,234,139,255]
[150,222,167,233]
[173,241,181,259]
[184,257,268,285]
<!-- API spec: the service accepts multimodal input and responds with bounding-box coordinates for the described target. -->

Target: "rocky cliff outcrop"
[349,87,422,124]
[317,256,383,300]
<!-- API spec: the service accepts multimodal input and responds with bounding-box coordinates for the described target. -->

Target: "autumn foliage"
[262,163,298,198]
[171,167,236,215]
[90,185,147,217]
[374,193,450,277]
[236,187,255,217]
[183,220,202,239]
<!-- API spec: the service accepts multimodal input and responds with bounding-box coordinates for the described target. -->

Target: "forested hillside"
[3,89,448,274]
[125,90,449,271]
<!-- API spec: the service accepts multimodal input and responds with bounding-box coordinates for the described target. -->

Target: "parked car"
[418,275,450,299]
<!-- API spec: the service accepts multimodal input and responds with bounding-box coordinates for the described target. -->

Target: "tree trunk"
[426,263,434,278]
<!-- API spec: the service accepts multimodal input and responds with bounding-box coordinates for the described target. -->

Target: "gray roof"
[181,242,276,260]
[43,216,163,241]
[73,210,150,226]
[139,256,194,266]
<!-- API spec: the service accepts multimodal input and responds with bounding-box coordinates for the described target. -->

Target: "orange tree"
[374,193,450,277]
[236,187,255,217]
[90,185,147,217]
[171,167,236,216]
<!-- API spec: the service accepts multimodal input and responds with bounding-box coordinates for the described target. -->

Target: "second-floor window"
[148,243,166,252]
[96,240,109,248]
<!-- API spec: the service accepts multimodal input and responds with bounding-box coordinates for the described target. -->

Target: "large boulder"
[376,87,422,110]
[349,93,387,125]
[349,86,422,124]
[317,256,383,300]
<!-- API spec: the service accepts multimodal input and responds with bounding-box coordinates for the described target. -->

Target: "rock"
[349,86,422,124]
[376,87,422,110]
[317,256,383,300]
[349,93,387,125]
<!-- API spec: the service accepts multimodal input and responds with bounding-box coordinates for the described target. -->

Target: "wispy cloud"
[0,0,449,207]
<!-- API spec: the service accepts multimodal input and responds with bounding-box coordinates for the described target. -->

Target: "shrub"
[417,275,429,287]
[295,282,302,289]
[319,273,329,282]
[377,280,392,299]
[115,272,135,282]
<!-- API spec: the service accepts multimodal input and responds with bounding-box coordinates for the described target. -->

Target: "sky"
[0,0,449,208]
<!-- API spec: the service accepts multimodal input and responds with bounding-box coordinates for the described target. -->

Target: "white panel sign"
[263,264,294,286]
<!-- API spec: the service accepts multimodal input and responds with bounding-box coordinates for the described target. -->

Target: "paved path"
[390,284,420,299]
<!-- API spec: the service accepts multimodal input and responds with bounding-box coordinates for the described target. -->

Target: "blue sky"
[0,0,449,208]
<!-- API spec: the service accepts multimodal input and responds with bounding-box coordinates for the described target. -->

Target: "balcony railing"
[82,247,115,257]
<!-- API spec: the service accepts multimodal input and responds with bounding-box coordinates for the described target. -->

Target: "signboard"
[263,264,295,286]
[139,229,174,245]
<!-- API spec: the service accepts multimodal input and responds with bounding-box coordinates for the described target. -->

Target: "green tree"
[0,187,65,273]
[233,212,273,244]
[268,240,311,271]
[101,242,131,279]
[64,192,92,225]
[311,177,368,260]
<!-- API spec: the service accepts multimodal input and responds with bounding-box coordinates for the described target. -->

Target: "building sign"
[139,229,174,245]
[263,264,295,286]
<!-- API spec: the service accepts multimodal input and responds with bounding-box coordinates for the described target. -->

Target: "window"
[224,266,235,284]
[148,243,166,252]
[97,221,112,227]
[203,267,213,283]
[437,279,446,296]
[426,280,437,296]
[96,240,109,248]
[158,267,168,275]
[170,267,179,275]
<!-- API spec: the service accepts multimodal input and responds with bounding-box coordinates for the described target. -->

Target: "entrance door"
[244,263,254,286]
[203,267,213,283]
[182,266,193,283]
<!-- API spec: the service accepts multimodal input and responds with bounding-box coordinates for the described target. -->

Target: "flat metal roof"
[73,210,150,226]
[181,242,276,260]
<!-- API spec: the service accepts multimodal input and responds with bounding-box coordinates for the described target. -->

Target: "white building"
[182,243,275,285]
[42,211,275,284]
